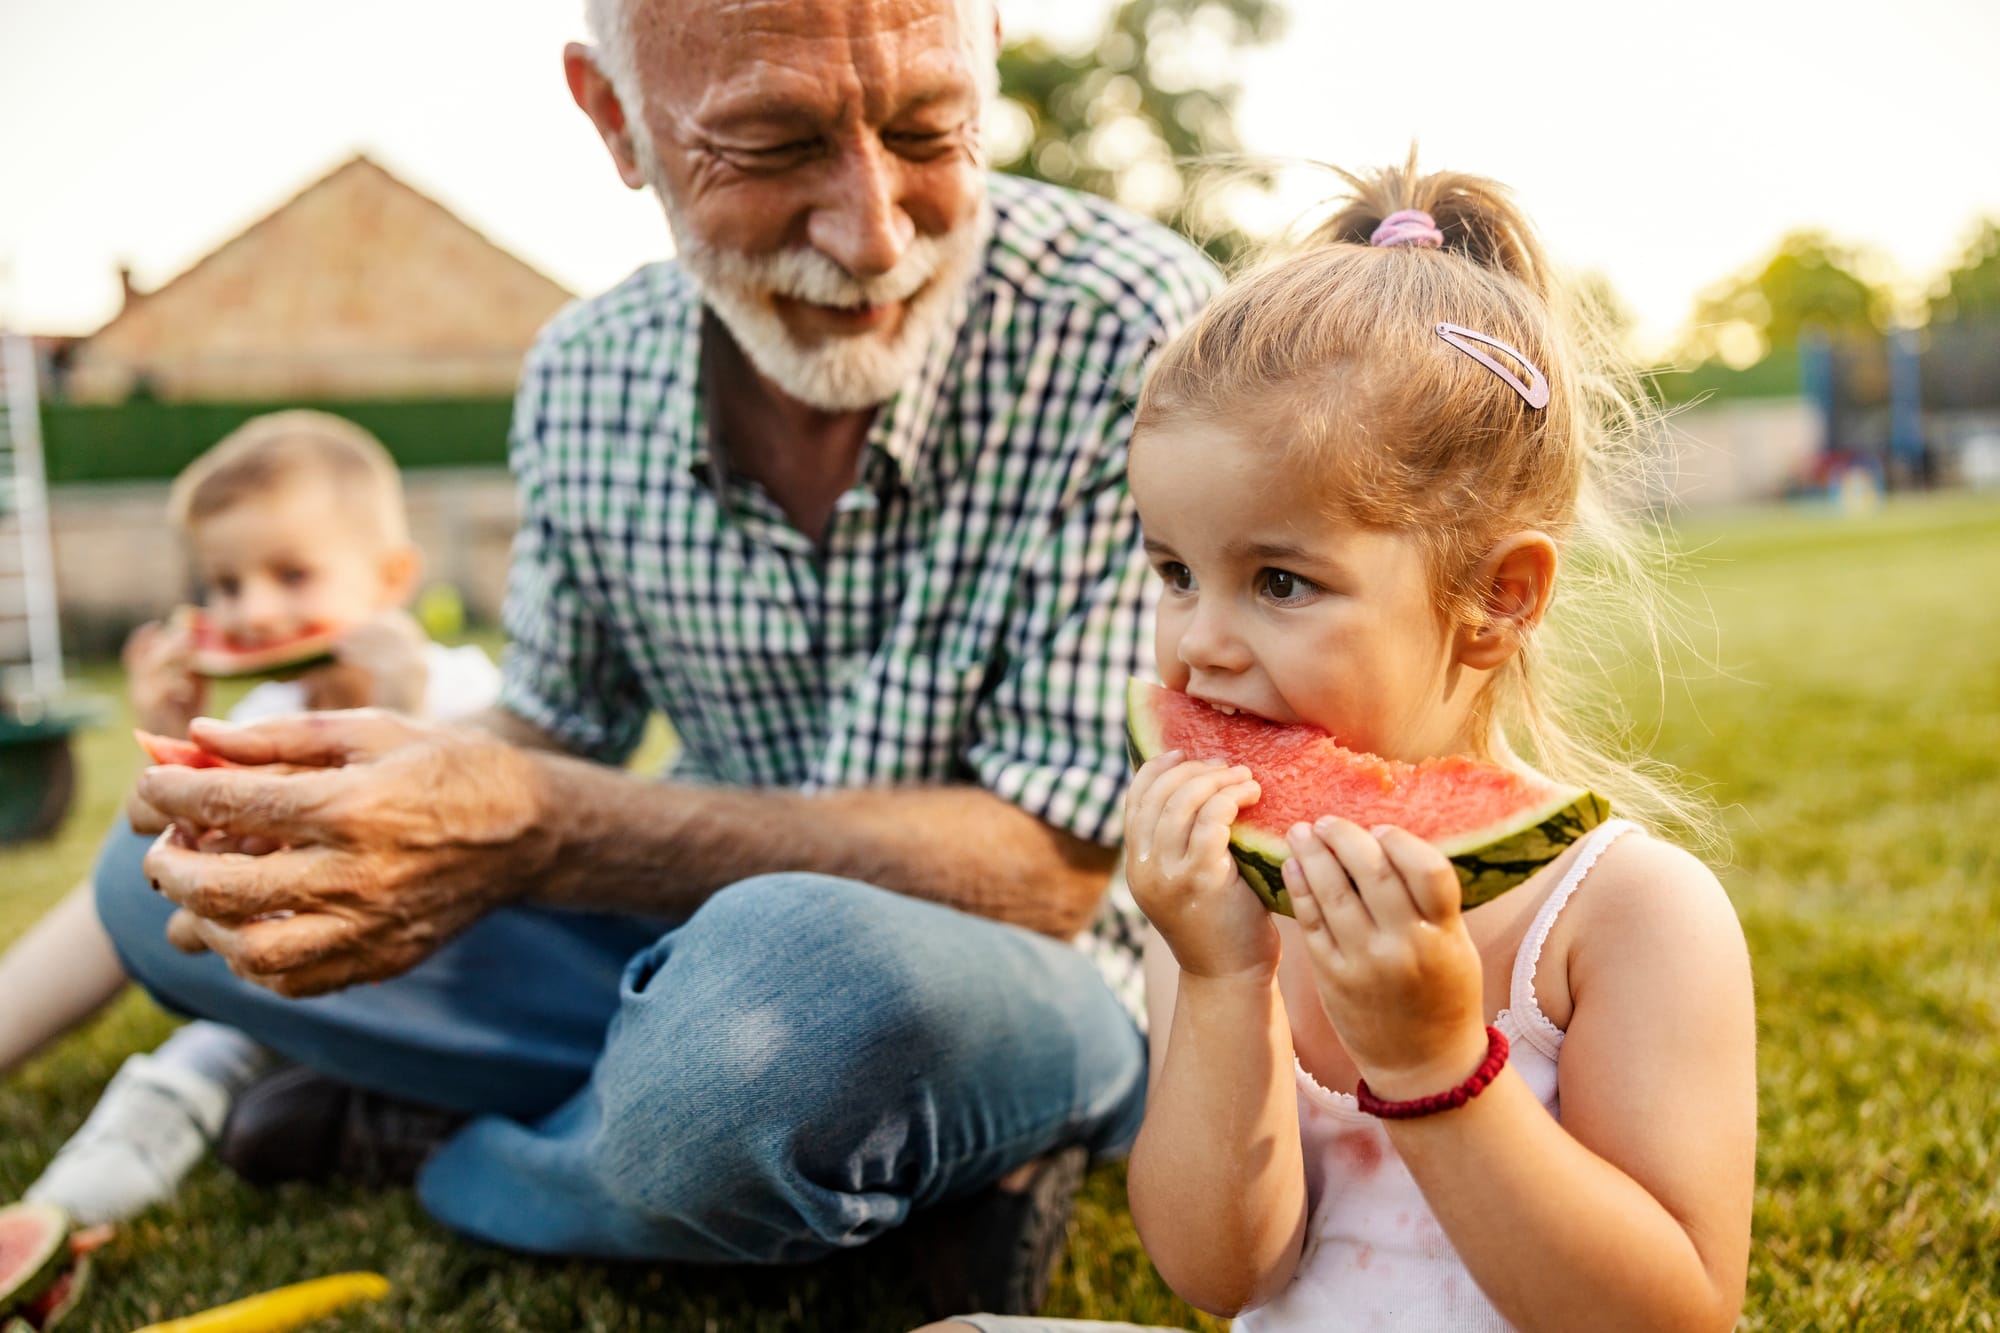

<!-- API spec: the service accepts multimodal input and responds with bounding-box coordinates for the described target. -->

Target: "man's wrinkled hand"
[137,710,555,997]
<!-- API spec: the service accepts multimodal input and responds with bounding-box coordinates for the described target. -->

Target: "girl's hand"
[308,611,430,716]
[1283,818,1489,1100]
[123,612,207,738]
[1126,752,1275,982]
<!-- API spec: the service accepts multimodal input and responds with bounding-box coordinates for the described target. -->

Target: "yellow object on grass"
[129,1272,390,1332]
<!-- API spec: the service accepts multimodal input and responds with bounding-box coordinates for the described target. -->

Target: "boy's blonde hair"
[168,410,410,547]
[1135,155,1703,839]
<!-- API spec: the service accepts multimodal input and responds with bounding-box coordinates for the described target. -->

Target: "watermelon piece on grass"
[0,1203,69,1326]
[1125,678,1611,914]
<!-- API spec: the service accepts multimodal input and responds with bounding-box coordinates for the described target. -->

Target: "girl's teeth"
[1212,703,1236,715]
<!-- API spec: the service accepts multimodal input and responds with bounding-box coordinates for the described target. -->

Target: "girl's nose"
[1176,599,1253,674]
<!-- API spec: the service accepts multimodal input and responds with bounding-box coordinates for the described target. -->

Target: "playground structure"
[1800,319,2000,495]
[0,329,94,842]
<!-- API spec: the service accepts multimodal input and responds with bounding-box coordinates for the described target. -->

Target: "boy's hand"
[311,611,430,716]
[1283,818,1490,1101]
[1126,752,1276,982]
[123,613,207,739]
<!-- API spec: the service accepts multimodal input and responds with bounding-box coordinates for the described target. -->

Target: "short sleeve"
[962,310,1165,848]
[496,345,651,763]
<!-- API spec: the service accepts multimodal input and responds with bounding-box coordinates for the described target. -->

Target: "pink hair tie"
[1370,209,1444,249]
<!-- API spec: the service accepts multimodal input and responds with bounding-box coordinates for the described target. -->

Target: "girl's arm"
[1127,927,1308,1316]
[1386,834,1755,1332]
[0,881,132,1078]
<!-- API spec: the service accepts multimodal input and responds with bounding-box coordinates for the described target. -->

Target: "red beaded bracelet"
[1355,1025,1511,1120]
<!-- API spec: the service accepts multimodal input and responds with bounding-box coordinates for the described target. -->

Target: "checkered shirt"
[498,173,1220,1025]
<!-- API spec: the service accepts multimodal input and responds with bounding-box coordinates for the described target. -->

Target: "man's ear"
[379,543,425,607]
[564,42,647,191]
[1455,530,1558,671]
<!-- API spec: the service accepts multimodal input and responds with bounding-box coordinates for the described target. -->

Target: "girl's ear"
[1455,530,1557,671]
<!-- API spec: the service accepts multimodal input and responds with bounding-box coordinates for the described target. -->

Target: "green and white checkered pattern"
[499,174,1220,1023]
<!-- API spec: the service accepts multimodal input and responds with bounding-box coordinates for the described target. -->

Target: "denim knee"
[588,875,945,1243]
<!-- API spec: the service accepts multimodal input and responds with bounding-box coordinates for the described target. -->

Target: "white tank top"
[1237,819,1638,1333]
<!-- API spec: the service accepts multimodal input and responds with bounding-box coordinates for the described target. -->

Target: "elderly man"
[97,0,1217,1310]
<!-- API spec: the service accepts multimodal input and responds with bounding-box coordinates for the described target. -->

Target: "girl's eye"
[277,567,312,588]
[1158,561,1194,593]
[214,577,240,598]
[1260,569,1312,602]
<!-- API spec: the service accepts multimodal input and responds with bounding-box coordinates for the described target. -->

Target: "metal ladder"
[0,330,64,710]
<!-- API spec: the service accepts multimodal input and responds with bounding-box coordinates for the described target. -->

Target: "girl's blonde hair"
[1135,154,1706,840]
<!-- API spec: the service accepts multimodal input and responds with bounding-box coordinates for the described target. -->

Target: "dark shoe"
[217,1065,466,1188]
[916,1146,1089,1318]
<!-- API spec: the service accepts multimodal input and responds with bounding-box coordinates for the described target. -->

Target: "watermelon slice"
[135,729,241,769]
[0,1204,68,1325]
[186,610,342,679]
[1126,679,1611,914]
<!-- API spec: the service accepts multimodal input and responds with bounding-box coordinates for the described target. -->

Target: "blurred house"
[61,155,573,403]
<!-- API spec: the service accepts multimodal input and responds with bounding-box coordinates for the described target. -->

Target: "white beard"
[656,185,991,413]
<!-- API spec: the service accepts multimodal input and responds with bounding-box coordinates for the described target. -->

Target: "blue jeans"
[95,825,1147,1262]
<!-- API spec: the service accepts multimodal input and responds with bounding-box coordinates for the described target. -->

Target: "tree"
[1680,231,1890,368]
[1928,218,2000,325]
[995,0,1286,261]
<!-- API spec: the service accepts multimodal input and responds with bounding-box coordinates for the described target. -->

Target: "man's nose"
[808,139,915,281]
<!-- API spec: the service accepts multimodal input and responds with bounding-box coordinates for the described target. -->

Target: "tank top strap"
[1506,818,1639,1057]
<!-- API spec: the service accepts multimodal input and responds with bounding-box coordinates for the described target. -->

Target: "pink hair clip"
[1435,322,1550,410]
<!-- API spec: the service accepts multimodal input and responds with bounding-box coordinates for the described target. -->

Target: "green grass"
[5,493,1999,1330]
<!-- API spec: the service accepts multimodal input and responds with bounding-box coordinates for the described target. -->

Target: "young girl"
[921,161,1755,1332]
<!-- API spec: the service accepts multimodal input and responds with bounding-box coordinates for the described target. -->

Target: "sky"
[2,0,1997,358]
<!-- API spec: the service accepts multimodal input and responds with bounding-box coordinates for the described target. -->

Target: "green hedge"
[1648,355,1803,406]
[42,397,514,486]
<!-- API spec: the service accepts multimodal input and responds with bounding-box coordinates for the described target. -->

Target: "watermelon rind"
[1125,679,1611,915]
[12,1254,89,1331]
[183,610,343,680]
[0,1203,69,1319]
[190,635,339,680]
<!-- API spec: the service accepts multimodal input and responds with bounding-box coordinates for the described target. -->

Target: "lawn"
[3,493,1997,1331]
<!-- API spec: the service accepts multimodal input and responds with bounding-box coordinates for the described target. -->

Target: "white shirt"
[228,642,501,726]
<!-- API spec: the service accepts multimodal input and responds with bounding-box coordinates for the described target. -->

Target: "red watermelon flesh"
[135,729,240,769]
[1125,678,1611,913]
[0,1203,68,1320]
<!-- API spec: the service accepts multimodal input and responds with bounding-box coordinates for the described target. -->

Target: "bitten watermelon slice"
[185,610,341,679]
[1126,679,1611,914]
[0,1203,68,1324]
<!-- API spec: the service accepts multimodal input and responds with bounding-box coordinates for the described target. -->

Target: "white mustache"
[685,233,953,310]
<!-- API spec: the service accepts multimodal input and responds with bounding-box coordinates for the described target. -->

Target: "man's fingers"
[165,908,210,954]
[228,912,356,979]
[136,764,339,840]
[144,837,329,921]
[187,709,411,768]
